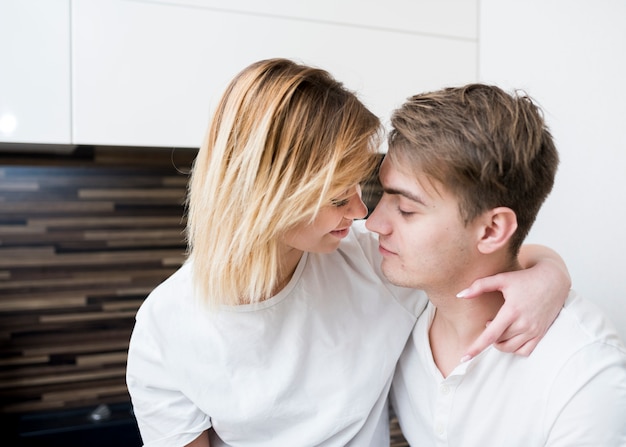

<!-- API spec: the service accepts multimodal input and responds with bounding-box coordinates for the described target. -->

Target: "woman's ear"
[476,207,518,254]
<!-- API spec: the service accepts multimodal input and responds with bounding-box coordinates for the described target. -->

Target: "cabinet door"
[0,0,71,145]
[72,0,477,148]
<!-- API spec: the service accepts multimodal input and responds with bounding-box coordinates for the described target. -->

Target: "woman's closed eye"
[331,198,350,208]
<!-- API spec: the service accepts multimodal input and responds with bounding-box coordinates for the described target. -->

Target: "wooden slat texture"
[78,188,185,200]
[25,215,184,228]
[22,339,132,357]
[0,249,185,268]
[0,356,50,367]
[389,405,409,447]
[0,146,196,415]
[42,383,129,402]
[0,201,115,214]
[0,181,39,191]
[0,367,127,389]
[0,296,87,312]
[75,352,128,367]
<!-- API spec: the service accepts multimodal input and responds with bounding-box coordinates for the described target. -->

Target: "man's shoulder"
[539,290,626,362]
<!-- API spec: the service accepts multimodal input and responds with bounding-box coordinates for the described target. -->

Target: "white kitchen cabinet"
[134,0,478,40]
[71,0,478,148]
[0,0,71,145]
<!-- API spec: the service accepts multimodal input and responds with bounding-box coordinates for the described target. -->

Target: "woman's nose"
[346,185,368,219]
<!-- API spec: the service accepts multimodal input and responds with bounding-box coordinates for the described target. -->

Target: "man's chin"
[381,264,410,288]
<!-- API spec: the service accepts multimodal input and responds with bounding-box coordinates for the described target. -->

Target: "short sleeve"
[126,303,211,447]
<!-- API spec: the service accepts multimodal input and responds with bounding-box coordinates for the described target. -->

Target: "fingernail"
[460,355,472,363]
[456,288,469,298]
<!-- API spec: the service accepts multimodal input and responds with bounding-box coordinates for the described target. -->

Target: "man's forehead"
[379,156,449,204]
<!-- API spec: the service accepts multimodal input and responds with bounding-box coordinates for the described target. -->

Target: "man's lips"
[378,242,396,256]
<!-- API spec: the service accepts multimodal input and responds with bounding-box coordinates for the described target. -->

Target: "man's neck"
[428,290,504,377]
[427,260,520,377]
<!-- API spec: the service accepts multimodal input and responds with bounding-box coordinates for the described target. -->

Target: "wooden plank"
[39,310,137,324]
[33,174,176,188]
[0,363,124,380]
[105,238,185,248]
[78,188,184,199]
[0,224,45,234]
[22,340,131,357]
[84,229,183,240]
[0,249,185,267]
[0,275,132,291]
[0,247,55,257]
[163,256,186,266]
[0,288,137,301]
[0,147,194,415]
[101,300,143,311]
[0,268,175,291]
[0,296,86,312]
[78,268,176,280]
[27,215,184,228]
[0,201,115,214]
[75,352,128,367]
[162,176,188,186]
[113,287,152,296]
[0,181,39,191]
[0,367,126,389]
[2,400,66,413]
[42,383,129,402]
[0,356,50,367]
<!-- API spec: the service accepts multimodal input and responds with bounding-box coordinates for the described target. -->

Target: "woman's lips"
[330,227,350,239]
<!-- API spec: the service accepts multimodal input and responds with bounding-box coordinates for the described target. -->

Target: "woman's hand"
[459,244,571,361]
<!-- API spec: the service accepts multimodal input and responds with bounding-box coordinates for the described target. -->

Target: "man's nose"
[365,200,387,234]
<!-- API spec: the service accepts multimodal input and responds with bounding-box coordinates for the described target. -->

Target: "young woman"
[126,59,570,447]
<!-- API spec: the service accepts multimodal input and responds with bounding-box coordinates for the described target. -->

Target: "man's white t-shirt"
[126,221,427,447]
[391,291,626,446]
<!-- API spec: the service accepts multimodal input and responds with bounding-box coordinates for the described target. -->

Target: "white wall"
[0,0,71,144]
[479,0,626,341]
[70,0,478,147]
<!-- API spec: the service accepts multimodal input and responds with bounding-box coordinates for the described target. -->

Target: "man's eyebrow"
[382,186,427,206]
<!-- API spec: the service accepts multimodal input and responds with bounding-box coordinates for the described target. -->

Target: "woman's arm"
[460,244,571,361]
[186,430,210,447]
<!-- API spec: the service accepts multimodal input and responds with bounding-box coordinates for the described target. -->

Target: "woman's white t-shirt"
[126,221,427,447]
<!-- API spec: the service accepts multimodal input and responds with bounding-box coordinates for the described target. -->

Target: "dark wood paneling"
[0,146,196,414]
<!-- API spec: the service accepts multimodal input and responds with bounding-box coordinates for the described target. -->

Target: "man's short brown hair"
[388,83,559,255]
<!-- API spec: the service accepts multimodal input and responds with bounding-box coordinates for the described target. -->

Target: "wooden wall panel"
[0,146,196,414]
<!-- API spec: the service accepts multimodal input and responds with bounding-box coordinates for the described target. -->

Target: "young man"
[366,84,626,445]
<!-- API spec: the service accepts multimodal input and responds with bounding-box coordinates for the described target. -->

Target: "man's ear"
[476,207,517,254]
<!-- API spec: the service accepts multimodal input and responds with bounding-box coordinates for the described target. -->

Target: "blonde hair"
[187,58,381,306]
